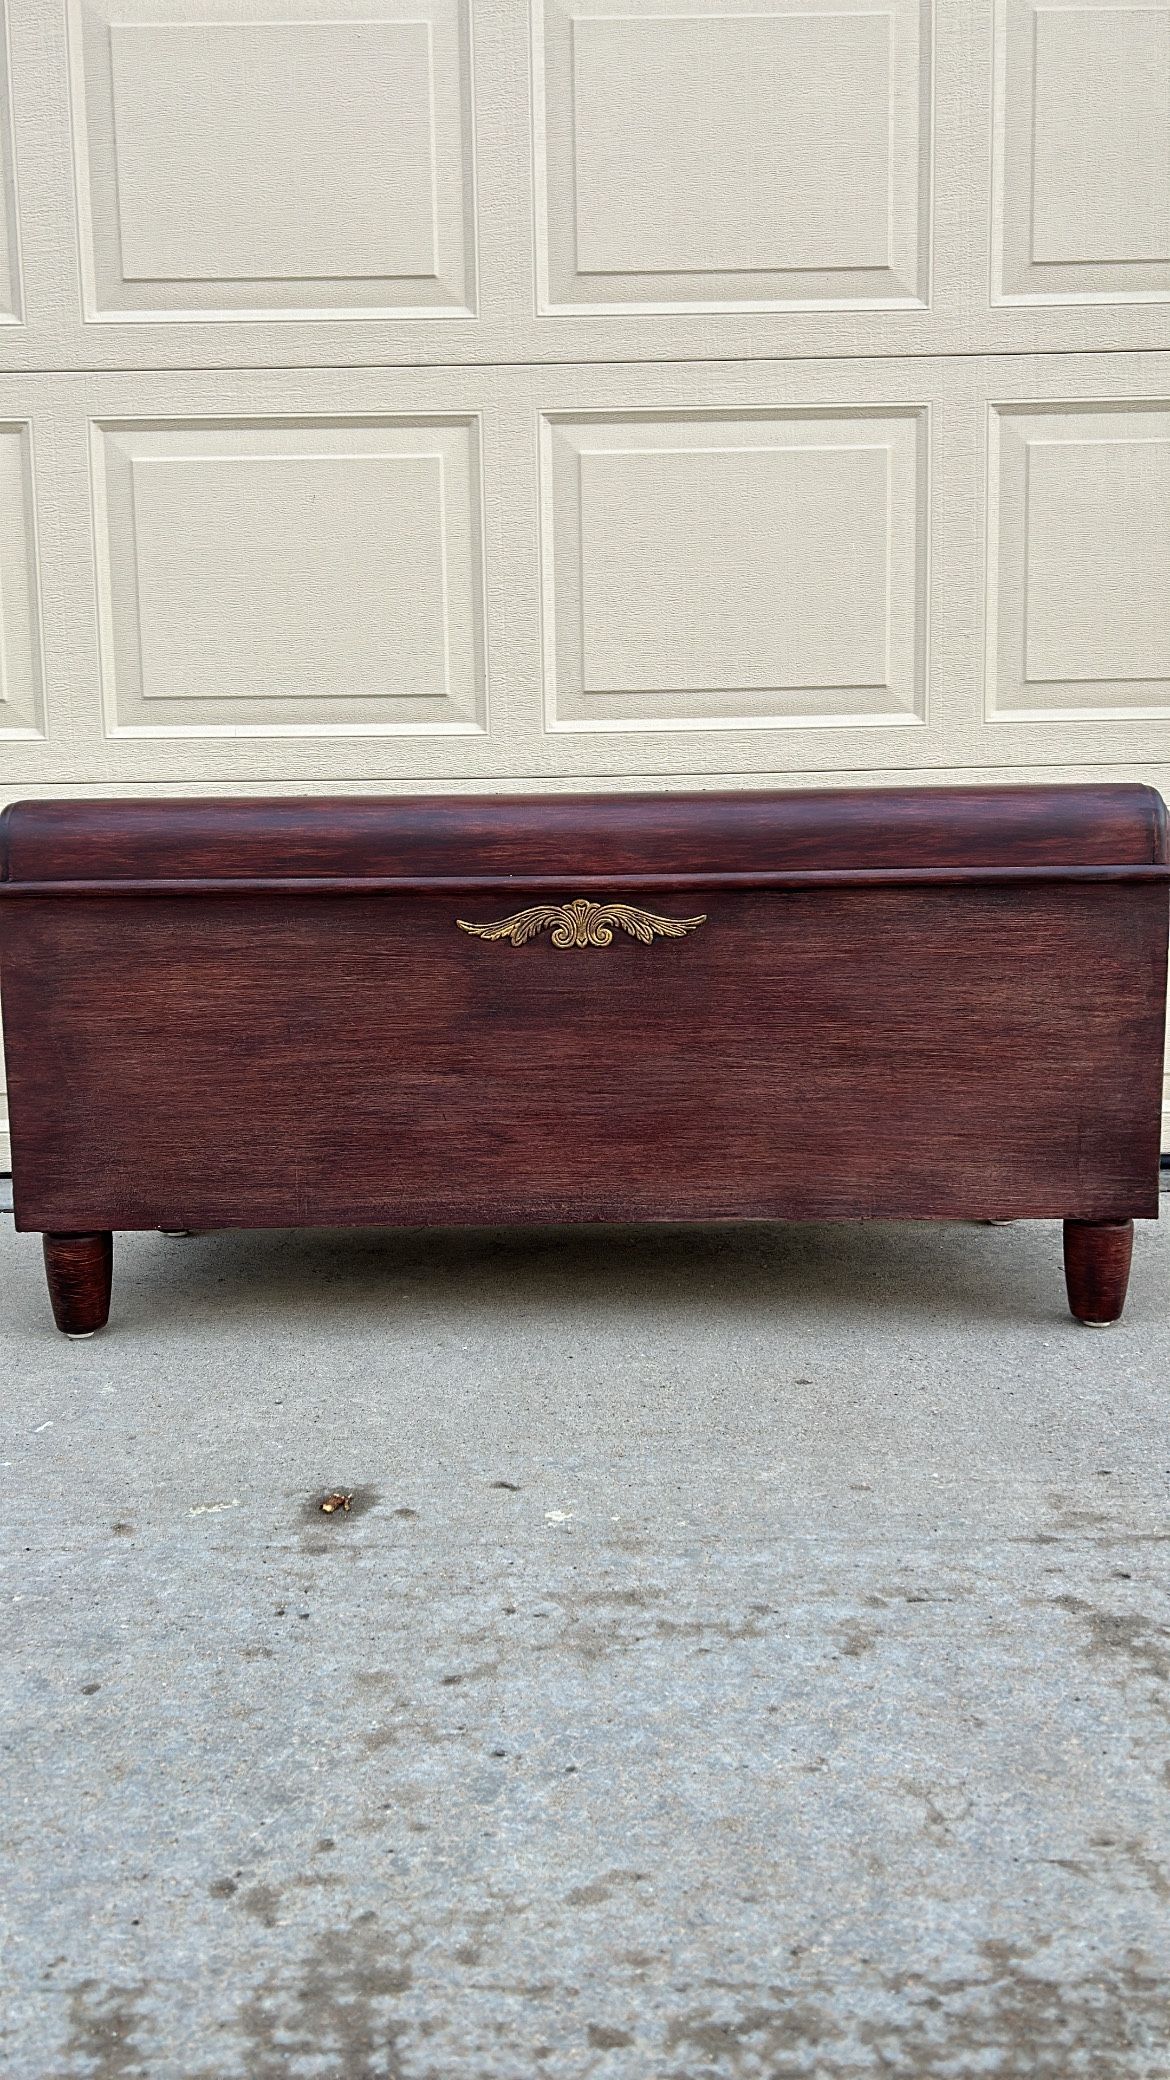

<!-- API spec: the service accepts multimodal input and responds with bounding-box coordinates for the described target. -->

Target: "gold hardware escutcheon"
[457,898,707,949]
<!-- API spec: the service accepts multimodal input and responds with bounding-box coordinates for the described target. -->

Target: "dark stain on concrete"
[529,1593,772,1668]
[301,1534,361,1558]
[837,1626,877,1658]
[110,1523,135,1538]
[361,1725,404,1754]
[1045,1496,1113,1533]
[60,1979,151,2079]
[588,2022,634,2049]
[1089,1833,1170,1902]
[1021,1527,1170,1550]
[115,1925,1170,2080]
[206,1917,415,2080]
[661,1943,1169,2078]
[568,1585,666,1608]
[565,1869,650,1908]
[438,1660,499,1688]
[653,1614,768,1644]
[240,1883,282,1928]
[900,1780,973,1846]
[665,1993,839,2067]
[208,1877,238,1899]
[1051,1594,1170,1687]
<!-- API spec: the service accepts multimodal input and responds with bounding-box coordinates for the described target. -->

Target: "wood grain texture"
[0,786,1165,1328]
[2,887,1166,1231]
[2,784,1166,886]
[42,1232,113,1336]
[1063,1219,1135,1325]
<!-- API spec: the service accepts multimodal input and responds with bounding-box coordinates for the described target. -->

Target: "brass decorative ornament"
[457,898,707,949]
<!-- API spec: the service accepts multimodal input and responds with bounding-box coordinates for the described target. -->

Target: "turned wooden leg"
[1063,1219,1133,1327]
[42,1232,113,1338]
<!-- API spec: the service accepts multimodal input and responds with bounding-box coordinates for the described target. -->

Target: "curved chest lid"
[1,784,1166,892]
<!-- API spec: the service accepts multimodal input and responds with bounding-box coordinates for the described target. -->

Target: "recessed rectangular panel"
[69,0,475,317]
[0,425,45,739]
[536,0,931,310]
[995,0,1170,300]
[542,410,926,730]
[1024,439,1170,682]
[1032,8,1170,263]
[988,404,1170,716]
[578,446,891,693]
[571,12,891,275]
[92,418,486,735]
[131,453,450,701]
[109,22,437,283]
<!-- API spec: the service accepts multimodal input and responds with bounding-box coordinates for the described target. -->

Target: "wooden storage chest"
[1,784,1166,1335]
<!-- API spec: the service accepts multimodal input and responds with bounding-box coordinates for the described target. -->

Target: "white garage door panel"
[994,0,1170,302]
[987,408,1170,719]
[94,421,486,732]
[108,23,438,286]
[72,0,476,318]
[541,412,927,728]
[2,353,1170,798]
[536,0,929,309]
[5,0,1170,368]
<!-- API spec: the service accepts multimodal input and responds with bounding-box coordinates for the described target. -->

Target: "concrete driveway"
[2,1208,1168,2078]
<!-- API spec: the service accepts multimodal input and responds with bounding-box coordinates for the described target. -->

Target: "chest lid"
[1,784,1166,893]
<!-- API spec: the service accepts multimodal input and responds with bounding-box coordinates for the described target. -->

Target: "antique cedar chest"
[1,784,1167,1337]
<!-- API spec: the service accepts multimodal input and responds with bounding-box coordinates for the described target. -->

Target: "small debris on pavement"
[319,1491,352,1515]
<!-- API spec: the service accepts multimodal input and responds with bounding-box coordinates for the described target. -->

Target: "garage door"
[2,0,1169,1160]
